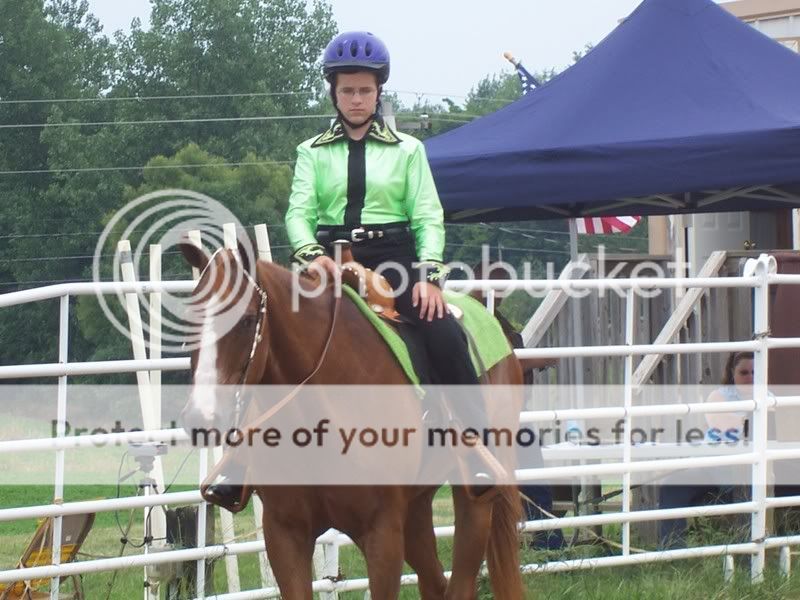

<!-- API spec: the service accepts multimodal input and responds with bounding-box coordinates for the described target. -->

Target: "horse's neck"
[259,263,339,384]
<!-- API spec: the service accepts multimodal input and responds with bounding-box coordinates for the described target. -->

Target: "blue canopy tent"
[425,0,800,222]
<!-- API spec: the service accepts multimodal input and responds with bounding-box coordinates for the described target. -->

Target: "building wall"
[723,0,800,50]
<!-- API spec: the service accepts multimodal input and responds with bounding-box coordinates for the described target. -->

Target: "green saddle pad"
[340,286,513,386]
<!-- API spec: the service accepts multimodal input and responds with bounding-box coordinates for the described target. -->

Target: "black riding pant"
[323,232,486,427]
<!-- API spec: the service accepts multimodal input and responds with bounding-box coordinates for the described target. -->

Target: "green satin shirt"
[285,119,446,262]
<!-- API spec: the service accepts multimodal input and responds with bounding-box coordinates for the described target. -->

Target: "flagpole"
[503,51,542,91]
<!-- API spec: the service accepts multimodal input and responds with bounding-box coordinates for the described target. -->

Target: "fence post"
[622,288,635,556]
[485,288,496,315]
[188,231,211,599]
[149,245,161,422]
[723,554,735,583]
[252,224,277,588]
[118,239,166,600]
[314,531,339,600]
[195,448,210,598]
[780,545,791,578]
[49,295,69,600]
[254,224,273,263]
[748,254,775,583]
[215,225,242,593]
[223,223,237,250]
[188,231,202,280]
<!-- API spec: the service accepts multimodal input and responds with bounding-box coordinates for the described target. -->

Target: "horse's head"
[178,241,268,437]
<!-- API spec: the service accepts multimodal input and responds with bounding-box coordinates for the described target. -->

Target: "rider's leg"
[382,261,504,495]
[352,239,504,494]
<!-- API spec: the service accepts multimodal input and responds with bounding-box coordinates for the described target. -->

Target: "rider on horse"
[207,31,500,507]
[288,31,500,492]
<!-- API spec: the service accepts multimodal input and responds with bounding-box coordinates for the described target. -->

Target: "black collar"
[311,117,401,147]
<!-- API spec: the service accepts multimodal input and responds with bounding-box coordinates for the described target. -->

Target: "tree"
[111,0,337,163]
[0,0,115,369]
[73,143,293,373]
[0,0,336,369]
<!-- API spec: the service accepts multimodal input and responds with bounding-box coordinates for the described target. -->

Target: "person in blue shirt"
[658,352,756,548]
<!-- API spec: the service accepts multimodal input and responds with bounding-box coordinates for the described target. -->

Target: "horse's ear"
[179,239,209,272]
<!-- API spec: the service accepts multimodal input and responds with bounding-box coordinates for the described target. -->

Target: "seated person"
[658,351,756,549]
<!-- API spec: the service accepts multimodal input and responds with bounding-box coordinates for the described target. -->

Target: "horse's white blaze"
[193,296,221,421]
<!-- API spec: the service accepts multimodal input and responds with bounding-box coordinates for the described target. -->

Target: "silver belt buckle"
[350,227,366,242]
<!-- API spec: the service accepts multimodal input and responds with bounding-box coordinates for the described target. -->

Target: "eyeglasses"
[336,87,377,99]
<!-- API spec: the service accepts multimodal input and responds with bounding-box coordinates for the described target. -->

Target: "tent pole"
[568,219,591,519]
[569,219,579,262]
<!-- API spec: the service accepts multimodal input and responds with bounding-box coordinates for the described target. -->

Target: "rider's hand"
[309,255,340,282]
[412,282,446,322]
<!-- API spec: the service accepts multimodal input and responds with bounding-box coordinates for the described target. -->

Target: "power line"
[0,244,294,263]
[0,222,645,242]
[0,110,479,131]
[389,89,518,104]
[477,224,648,242]
[0,277,95,288]
[425,116,476,124]
[0,251,179,263]
[0,240,652,289]
[0,159,295,176]
[0,230,116,240]
[447,242,571,255]
[0,113,336,130]
[0,91,317,105]
[0,88,516,106]
[0,221,291,239]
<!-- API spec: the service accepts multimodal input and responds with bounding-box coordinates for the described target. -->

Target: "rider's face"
[335,72,379,126]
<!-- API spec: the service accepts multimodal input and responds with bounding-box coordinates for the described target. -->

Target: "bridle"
[194,248,341,429]
[233,265,268,425]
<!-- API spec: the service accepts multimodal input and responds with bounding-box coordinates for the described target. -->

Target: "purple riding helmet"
[323,31,390,84]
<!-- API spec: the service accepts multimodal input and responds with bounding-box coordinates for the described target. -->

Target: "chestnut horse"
[179,244,524,599]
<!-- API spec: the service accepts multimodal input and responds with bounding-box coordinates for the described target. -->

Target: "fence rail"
[0,252,799,597]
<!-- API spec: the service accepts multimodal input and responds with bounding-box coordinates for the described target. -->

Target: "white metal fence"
[1,252,800,598]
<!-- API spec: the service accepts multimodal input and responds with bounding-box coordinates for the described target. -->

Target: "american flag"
[502,52,541,92]
[505,52,642,236]
[574,215,642,235]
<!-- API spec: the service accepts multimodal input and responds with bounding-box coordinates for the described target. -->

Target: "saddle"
[315,242,403,323]
[340,263,402,323]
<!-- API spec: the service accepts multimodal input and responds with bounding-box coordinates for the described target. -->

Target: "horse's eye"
[241,315,258,329]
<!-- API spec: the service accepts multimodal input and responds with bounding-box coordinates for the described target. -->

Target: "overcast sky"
[85,0,694,103]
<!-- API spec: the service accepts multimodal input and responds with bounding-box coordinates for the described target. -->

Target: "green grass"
[2,485,800,598]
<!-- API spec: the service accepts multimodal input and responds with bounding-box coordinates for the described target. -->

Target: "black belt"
[316,224,410,244]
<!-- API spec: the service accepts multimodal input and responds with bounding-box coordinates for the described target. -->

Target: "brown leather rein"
[236,280,342,433]
[196,256,342,486]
